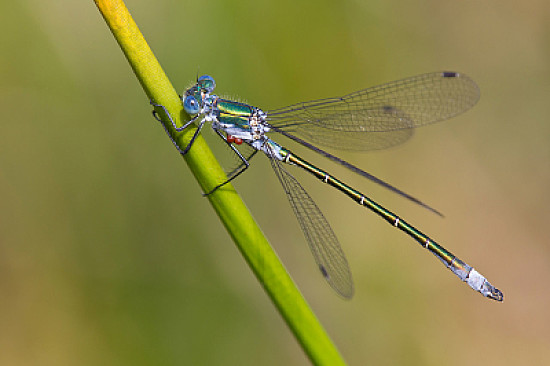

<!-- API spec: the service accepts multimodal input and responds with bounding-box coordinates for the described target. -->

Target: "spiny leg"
[150,100,205,156]
[150,100,197,131]
[203,128,254,196]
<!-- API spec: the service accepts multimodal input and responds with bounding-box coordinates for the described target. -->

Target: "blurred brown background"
[1,0,549,365]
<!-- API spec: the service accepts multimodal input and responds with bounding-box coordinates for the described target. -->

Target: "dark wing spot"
[319,265,329,279]
[382,105,397,113]
[442,71,458,78]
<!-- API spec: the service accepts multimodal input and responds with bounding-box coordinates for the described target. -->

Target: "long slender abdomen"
[280,148,503,301]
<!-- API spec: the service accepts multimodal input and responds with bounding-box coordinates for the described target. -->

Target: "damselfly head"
[182,75,216,114]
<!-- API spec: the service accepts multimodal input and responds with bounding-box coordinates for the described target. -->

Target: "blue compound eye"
[198,75,216,93]
[183,95,200,114]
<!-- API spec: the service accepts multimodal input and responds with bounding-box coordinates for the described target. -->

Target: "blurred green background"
[1,0,549,365]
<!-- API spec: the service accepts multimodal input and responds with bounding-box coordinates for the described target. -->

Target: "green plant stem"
[94,1,347,364]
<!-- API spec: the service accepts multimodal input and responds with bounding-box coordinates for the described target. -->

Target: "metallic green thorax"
[216,99,255,128]
[278,147,500,298]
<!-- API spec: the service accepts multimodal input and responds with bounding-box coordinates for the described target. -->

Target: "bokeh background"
[1,0,549,365]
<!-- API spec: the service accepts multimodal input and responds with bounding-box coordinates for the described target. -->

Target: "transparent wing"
[267,71,479,151]
[268,148,354,298]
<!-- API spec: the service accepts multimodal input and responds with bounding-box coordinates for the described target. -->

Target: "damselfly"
[151,72,503,301]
